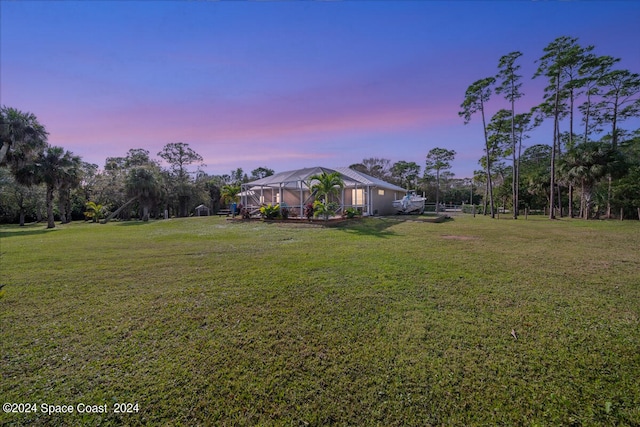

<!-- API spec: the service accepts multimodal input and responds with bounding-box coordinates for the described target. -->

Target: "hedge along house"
[240,166,406,218]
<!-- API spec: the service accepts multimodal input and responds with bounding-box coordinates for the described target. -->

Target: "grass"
[1,215,639,426]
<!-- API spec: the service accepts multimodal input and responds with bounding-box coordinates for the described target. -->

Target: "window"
[352,189,365,206]
[378,189,385,196]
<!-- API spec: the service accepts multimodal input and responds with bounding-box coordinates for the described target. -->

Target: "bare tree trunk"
[481,101,495,219]
[584,188,592,220]
[0,144,9,165]
[58,193,68,224]
[483,183,488,216]
[65,195,72,224]
[511,99,517,220]
[46,185,55,229]
[436,170,443,214]
[606,175,612,218]
[557,184,563,218]
[568,184,574,218]
[549,76,559,220]
[579,180,586,219]
[101,197,138,224]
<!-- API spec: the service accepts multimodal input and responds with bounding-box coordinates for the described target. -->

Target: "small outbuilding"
[240,166,406,218]
[195,204,210,216]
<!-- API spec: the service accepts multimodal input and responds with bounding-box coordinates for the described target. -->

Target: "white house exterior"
[240,166,406,217]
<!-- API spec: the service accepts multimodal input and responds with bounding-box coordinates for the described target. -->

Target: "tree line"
[1,35,638,225]
[0,103,463,226]
[460,35,640,220]
[0,112,279,227]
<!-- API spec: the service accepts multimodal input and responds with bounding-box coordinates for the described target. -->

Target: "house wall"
[371,188,404,216]
[247,183,404,217]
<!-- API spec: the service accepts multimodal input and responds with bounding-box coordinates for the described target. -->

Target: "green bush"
[259,203,280,219]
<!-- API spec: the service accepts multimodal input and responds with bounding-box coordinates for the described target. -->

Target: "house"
[240,166,406,217]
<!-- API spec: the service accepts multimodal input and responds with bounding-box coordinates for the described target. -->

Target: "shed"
[195,204,210,216]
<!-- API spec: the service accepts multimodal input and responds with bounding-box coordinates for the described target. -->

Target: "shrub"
[259,204,280,219]
[344,207,359,219]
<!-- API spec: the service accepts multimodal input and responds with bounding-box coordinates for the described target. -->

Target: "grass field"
[1,215,639,426]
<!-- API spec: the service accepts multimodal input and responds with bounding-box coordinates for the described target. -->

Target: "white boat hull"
[392,195,425,214]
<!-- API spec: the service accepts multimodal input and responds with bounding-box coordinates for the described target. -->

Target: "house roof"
[243,166,406,192]
[245,166,357,189]
[333,167,406,192]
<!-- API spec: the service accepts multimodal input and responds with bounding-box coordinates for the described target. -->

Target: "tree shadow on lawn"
[113,220,154,226]
[333,217,402,238]
[334,215,453,238]
[0,226,59,238]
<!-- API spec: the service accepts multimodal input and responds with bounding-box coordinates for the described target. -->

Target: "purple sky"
[2,1,639,178]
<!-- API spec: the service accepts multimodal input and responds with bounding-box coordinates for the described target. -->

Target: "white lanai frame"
[241,166,407,217]
[240,167,355,217]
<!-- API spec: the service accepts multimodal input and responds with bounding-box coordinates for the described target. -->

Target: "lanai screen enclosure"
[240,166,406,218]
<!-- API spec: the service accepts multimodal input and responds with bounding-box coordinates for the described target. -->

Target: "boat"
[392,191,426,214]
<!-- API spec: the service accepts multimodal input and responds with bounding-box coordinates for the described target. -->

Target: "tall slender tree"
[594,69,640,217]
[513,112,535,216]
[425,148,456,213]
[534,36,585,218]
[496,51,524,218]
[460,77,497,218]
[578,55,619,144]
[595,70,640,151]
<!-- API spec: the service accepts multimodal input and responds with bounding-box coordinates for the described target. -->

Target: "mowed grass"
[1,215,639,426]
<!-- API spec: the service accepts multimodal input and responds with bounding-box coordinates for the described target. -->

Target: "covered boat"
[392,191,425,214]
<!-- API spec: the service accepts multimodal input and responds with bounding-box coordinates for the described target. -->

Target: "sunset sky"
[2,1,639,179]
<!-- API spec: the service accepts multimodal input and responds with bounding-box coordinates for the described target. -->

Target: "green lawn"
[1,216,639,426]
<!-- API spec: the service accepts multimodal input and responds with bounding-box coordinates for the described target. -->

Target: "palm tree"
[307,171,344,220]
[0,106,48,167]
[561,142,613,219]
[36,146,75,228]
[221,184,241,213]
[84,201,106,223]
[126,166,161,221]
[57,152,82,224]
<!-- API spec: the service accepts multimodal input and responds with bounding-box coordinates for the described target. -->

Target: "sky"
[2,1,639,179]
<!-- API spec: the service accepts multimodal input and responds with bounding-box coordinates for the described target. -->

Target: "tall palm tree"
[126,166,161,221]
[307,171,344,220]
[57,152,82,224]
[36,146,76,228]
[0,106,48,167]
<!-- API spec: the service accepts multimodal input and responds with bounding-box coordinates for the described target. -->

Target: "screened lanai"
[240,166,406,218]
